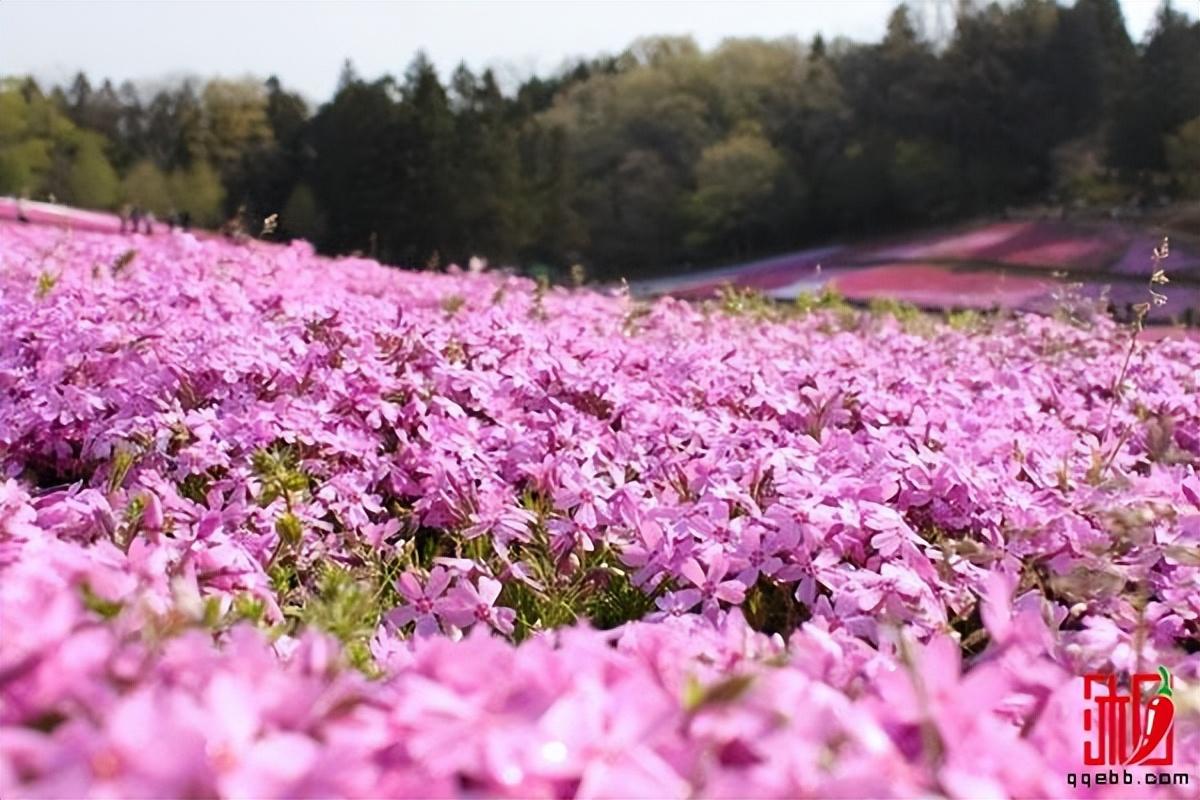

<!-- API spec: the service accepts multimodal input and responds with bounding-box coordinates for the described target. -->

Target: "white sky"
[0,0,1183,104]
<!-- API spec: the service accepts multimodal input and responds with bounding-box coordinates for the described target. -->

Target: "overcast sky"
[0,0,1183,103]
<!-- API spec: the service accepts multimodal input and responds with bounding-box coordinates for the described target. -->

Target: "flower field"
[634,219,1200,327]
[2,221,1200,797]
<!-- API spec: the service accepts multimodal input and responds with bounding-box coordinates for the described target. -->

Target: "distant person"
[179,210,191,232]
[143,211,155,235]
[16,195,29,223]
[119,203,132,233]
[130,206,143,235]
[222,206,248,242]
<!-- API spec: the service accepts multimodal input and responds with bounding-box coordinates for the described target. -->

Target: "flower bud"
[276,512,303,547]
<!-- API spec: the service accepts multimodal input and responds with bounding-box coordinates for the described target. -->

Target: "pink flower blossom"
[388,567,454,637]
[440,575,516,635]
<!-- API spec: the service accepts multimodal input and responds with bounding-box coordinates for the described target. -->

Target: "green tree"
[63,133,119,208]
[309,72,401,258]
[0,140,51,196]
[938,0,1067,208]
[397,53,456,265]
[1109,4,1200,173]
[1075,0,1136,111]
[168,160,224,226]
[201,79,274,171]
[519,122,588,267]
[889,138,959,219]
[122,159,173,213]
[686,123,784,254]
[450,66,524,263]
[201,79,275,215]
[1165,117,1200,197]
[281,182,325,241]
[0,78,119,207]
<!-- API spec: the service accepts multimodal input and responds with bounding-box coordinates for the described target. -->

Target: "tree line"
[1,0,1198,280]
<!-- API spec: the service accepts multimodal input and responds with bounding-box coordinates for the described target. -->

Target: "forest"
[1,0,1198,280]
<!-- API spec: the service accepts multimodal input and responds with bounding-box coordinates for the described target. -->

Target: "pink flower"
[851,563,928,614]
[730,520,797,586]
[388,567,453,637]
[652,588,703,618]
[553,463,610,530]
[679,554,745,617]
[788,545,842,606]
[440,575,516,635]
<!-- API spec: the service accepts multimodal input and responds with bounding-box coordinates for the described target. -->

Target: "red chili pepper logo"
[1124,666,1175,766]
[1083,665,1177,766]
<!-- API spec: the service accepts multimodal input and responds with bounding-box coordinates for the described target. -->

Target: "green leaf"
[80,584,123,619]
[682,673,756,712]
[35,271,57,298]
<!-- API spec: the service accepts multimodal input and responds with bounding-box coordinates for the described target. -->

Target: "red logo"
[1083,666,1175,766]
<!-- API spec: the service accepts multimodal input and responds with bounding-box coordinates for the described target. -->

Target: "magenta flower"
[552,462,610,529]
[652,587,703,618]
[787,546,842,606]
[679,554,745,617]
[440,575,516,635]
[730,520,798,586]
[388,567,453,637]
[850,563,927,614]
[463,503,535,544]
